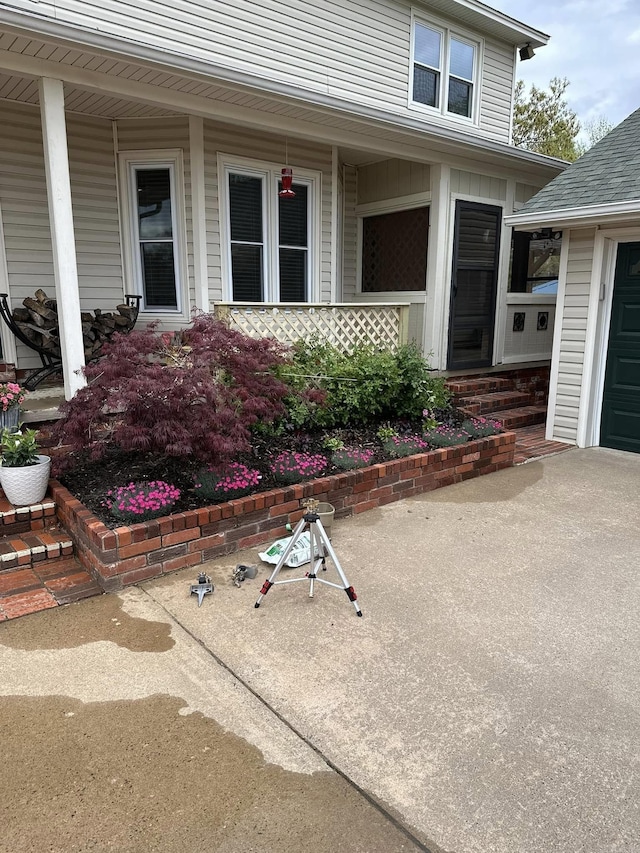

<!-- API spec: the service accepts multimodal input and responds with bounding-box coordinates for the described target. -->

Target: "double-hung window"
[221,157,319,302]
[411,19,478,120]
[121,151,186,314]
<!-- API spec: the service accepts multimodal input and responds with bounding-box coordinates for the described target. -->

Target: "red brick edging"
[51,432,515,592]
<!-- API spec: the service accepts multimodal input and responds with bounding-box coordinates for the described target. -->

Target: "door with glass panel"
[448,201,501,369]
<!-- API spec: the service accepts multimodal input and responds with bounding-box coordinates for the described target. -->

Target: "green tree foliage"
[513,77,581,161]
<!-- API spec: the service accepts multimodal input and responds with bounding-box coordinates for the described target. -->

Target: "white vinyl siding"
[451,169,507,200]
[341,165,358,300]
[31,0,516,142]
[0,101,123,369]
[552,230,595,442]
[357,159,431,205]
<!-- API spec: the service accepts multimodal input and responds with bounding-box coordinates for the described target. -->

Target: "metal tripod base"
[254,512,362,616]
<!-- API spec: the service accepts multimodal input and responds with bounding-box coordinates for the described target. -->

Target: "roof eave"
[505,199,640,230]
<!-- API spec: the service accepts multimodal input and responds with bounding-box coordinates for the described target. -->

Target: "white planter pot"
[0,455,51,506]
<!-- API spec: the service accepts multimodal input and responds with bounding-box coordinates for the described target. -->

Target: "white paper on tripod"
[259,533,321,568]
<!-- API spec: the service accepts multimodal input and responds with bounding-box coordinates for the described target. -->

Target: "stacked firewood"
[12,289,138,359]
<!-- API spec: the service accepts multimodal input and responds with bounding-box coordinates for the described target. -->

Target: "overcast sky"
[489,0,640,134]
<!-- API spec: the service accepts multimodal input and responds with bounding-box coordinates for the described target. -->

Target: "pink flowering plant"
[331,447,375,471]
[194,462,261,502]
[103,480,181,522]
[461,417,502,439]
[382,434,430,458]
[270,451,328,485]
[424,425,470,448]
[0,382,26,412]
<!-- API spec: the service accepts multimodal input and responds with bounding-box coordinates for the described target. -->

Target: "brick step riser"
[492,410,547,430]
[456,392,533,415]
[0,538,75,574]
[447,379,513,400]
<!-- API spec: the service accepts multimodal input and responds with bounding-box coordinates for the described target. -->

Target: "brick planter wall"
[51,432,515,592]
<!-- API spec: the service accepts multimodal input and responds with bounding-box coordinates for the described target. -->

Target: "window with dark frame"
[361,207,429,293]
[509,230,562,293]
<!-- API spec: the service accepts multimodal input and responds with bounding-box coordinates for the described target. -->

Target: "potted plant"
[0,382,26,433]
[0,427,51,506]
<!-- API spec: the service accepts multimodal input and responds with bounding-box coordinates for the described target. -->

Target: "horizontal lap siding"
[553,229,595,441]
[0,102,123,368]
[203,121,333,301]
[480,39,514,141]
[44,0,514,143]
[341,165,358,300]
[357,159,431,204]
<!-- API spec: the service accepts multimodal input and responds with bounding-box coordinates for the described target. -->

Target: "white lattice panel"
[213,303,409,351]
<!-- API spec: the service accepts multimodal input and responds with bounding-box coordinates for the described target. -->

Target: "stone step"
[446,376,513,399]
[489,405,547,430]
[457,390,532,415]
[0,554,102,619]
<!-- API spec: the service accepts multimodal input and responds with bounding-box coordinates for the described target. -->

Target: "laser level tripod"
[254,499,362,616]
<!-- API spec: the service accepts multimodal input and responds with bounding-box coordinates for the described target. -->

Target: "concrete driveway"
[1,447,639,852]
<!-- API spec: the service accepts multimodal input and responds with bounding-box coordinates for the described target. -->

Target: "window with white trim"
[221,158,319,302]
[411,20,478,120]
[121,153,185,313]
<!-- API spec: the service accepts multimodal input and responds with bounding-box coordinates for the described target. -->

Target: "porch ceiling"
[0,26,562,181]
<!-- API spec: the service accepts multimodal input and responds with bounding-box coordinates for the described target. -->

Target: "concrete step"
[457,390,532,415]
[489,405,547,430]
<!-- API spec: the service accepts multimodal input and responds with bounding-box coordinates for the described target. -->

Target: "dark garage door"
[600,242,640,453]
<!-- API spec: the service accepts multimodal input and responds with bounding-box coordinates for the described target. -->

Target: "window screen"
[362,207,429,292]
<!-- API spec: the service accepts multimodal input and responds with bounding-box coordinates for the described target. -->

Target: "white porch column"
[424,164,451,370]
[39,77,86,399]
[189,116,210,312]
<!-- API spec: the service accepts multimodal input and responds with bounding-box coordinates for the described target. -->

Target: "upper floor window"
[220,156,320,302]
[411,20,478,120]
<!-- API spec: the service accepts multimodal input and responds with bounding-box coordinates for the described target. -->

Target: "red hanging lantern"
[279,166,296,199]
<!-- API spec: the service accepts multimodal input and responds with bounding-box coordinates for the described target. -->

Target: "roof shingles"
[516,108,640,215]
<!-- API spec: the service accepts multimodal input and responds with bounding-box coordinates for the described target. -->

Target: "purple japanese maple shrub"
[55,313,294,463]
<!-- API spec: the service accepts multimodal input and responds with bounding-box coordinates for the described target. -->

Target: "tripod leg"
[254,516,307,608]
[312,519,363,617]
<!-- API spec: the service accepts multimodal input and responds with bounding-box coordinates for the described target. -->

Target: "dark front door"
[600,242,640,453]
[448,201,501,369]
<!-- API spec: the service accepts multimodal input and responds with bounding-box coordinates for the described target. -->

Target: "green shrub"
[281,340,449,429]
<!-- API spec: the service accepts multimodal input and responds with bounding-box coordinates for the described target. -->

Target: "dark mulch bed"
[58,424,408,528]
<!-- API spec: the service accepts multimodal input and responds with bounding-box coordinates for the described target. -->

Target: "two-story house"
[0,0,564,399]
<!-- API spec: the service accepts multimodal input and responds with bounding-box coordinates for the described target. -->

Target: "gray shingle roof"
[516,108,640,215]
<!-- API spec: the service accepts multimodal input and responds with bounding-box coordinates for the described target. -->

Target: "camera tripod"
[254,499,362,616]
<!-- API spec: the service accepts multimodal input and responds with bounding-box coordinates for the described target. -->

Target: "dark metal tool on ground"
[190,572,214,606]
[254,498,362,616]
[233,564,258,586]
